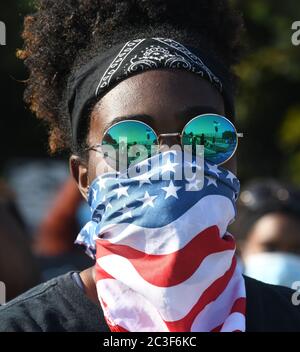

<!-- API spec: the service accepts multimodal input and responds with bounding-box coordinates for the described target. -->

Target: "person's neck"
[79,267,100,307]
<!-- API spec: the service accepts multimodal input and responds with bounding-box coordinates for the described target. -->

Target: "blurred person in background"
[4,159,93,281]
[232,179,300,288]
[0,180,40,302]
[34,177,93,281]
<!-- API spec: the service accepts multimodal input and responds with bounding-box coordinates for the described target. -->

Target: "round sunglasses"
[86,113,243,170]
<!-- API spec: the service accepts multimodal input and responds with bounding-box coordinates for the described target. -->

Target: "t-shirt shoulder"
[0,271,105,332]
[244,275,300,331]
[0,276,61,332]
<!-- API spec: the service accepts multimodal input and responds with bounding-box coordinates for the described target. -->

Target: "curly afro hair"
[18,0,244,156]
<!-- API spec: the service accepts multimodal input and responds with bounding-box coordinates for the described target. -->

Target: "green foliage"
[235,0,300,185]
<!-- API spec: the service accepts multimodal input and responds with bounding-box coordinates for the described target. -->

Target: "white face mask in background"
[244,252,300,288]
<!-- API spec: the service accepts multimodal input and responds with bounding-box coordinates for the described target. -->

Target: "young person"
[1,0,300,332]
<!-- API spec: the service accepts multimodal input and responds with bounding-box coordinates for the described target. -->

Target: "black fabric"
[1,273,300,332]
[245,276,300,332]
[67,38,235,145]
[0,271,110,332]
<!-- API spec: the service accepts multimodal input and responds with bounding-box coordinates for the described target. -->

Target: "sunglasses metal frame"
[86,113,244,166]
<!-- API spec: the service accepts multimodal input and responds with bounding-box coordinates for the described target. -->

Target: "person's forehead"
[93,69,225,122]
[251,213,300,242]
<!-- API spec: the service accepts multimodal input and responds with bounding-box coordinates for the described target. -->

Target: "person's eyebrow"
[175,105,223,123]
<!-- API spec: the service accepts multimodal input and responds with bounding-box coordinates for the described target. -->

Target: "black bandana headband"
[67,37,235,145]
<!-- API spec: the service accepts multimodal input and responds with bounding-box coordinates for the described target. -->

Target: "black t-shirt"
[0,271,300,332]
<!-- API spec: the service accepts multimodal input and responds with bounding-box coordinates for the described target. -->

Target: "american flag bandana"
[76,151,246,332]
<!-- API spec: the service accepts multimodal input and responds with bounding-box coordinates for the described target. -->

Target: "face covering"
[244,252,300,288]
[76,151,246,332]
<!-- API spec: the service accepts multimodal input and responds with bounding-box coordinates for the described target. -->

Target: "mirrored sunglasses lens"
[182,114,237,165]
[102,120,158,169]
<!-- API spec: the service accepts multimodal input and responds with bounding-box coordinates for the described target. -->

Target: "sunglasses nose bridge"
[158,133,182,149]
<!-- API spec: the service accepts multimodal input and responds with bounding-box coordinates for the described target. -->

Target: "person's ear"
[69,155,89,201]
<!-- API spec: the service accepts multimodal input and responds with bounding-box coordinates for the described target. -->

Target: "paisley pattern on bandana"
[96,38,222,95]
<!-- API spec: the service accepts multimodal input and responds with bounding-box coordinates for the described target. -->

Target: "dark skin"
[242,212,300,259]
[70,69,237,305]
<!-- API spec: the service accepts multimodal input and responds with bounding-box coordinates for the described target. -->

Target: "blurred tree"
[234,0,300,185]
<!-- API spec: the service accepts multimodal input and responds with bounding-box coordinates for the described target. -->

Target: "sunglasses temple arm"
[84,144,103,153]
[237,133,244,138]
